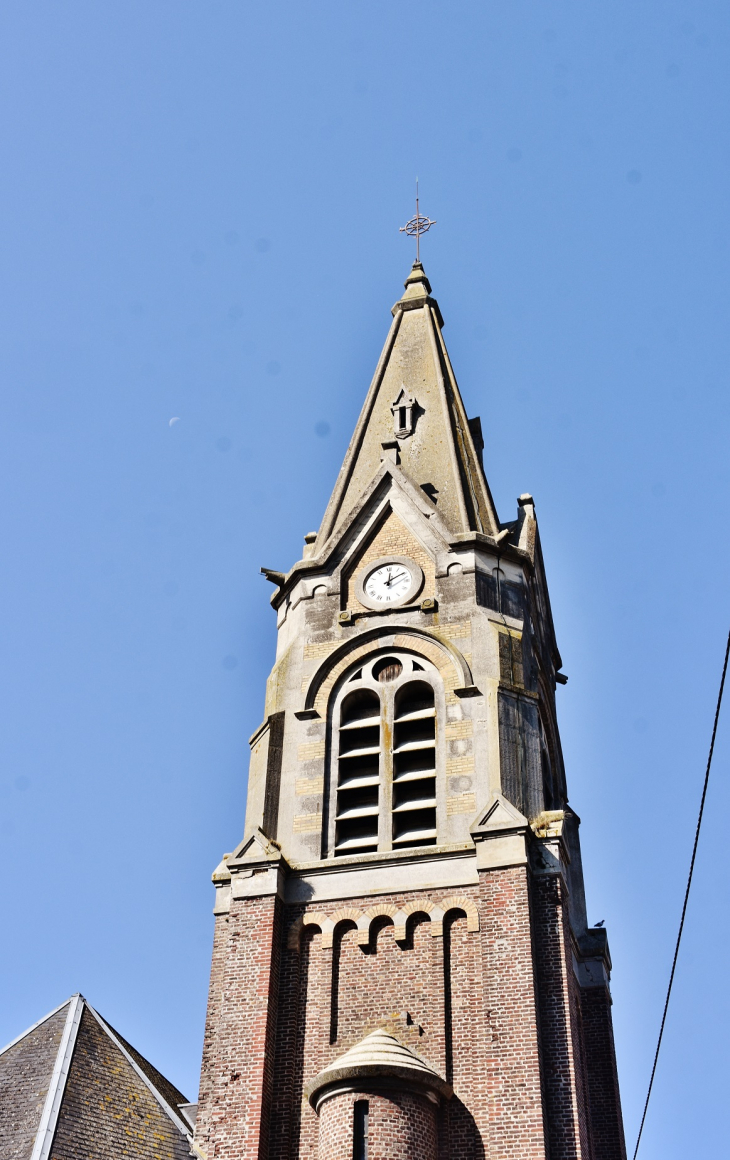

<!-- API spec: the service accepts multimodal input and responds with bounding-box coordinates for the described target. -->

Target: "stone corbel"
[528,810,570,880]
[211,852,232,915]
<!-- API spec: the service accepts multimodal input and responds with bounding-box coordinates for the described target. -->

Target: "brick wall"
[479,867,548,1160]
[195,909,229,1151]
[443,910,489,1159]
[196,866,624,1160]
[580,985,627,1160]
[530,874,591,1160]
[194,893,282,1160]
[318,1089,438,1160]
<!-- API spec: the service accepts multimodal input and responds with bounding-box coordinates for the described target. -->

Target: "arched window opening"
[393,682,436,847]
[373,656,403,683]
[331,655,442,857]
[335,689,381,854]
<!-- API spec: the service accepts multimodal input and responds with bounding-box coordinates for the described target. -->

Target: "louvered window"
[334,688,381,854]
[392,681,437,846]
[330,652,442,857]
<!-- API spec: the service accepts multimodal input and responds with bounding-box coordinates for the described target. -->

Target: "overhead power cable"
[633,626,730,1160]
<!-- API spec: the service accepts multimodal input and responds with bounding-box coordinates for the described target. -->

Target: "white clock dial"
[364,563,414,604]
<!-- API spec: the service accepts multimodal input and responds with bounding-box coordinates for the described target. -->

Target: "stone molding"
[301,622,475,716]
[287,893,480,951]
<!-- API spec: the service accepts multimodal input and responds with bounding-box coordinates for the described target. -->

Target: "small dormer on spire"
[391,387,418,439]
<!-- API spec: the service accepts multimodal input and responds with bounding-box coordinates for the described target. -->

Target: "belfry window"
[334,689,381,854]
[539,714,557,810]
[392,681,436,846]
[330,652,442,856]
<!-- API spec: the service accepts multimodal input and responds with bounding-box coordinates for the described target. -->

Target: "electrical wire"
[632,626,730,1159]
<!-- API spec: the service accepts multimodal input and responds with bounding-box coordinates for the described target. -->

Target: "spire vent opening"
[391,388,418,440]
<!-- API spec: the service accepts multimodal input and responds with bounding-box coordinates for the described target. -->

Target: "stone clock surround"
[354,555,425,610]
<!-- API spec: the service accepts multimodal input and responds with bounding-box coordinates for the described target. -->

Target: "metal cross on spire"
[399,179,436,263]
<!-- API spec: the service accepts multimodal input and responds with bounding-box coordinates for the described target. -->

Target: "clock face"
[364,562,414,605]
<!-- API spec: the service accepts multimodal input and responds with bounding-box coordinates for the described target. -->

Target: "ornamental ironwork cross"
[399,179,436,263]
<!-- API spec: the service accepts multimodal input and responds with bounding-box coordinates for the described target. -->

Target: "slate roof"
[0,995,199,1160]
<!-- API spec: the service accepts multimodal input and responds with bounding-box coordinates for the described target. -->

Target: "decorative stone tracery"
[301,625,474,718]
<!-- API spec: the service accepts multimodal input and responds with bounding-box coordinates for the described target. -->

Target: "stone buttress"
[194,263,626,1160]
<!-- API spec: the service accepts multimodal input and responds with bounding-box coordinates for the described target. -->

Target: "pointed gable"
[342,505,435,611]
[0,997,196,1160]
[51,1006,192,1160]
[317,263,500,546]
[0,1000,70,1160]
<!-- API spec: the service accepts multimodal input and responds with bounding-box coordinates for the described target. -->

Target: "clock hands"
[385,569,408,588]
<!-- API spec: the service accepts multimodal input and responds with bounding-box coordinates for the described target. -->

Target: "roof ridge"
[85,1003,200,1153]
[103,1020,189,1109]
[0,995,77,1059]
[29,993,84,1160]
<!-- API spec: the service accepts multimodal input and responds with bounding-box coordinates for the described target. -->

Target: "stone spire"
[195,254,627,1160]
[315,263,500,548]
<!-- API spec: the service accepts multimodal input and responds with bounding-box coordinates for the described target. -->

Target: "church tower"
[194,263,626,1160]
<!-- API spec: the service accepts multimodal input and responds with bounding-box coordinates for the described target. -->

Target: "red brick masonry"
[318,1089,437,1160]
[195,865,625,1160]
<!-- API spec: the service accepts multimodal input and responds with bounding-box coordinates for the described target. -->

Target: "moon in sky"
[169,417,181,427]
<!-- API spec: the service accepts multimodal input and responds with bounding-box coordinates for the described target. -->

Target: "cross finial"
[399,179,436,263]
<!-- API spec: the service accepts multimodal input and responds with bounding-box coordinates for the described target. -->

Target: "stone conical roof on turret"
[315,263,500,549]
[303,1028,451,1107]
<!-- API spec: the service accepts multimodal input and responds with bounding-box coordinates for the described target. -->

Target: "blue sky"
[1,3,729,1154]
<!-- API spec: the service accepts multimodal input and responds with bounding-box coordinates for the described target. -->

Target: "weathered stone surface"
[195,262,626,1160]
[0,997,194,1160]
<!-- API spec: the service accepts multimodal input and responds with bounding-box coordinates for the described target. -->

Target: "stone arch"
[358,904,398,946]
[441,895,480,933]
[287,911,333,951]
[370,913,398,949]
[288,896,479,951]
[328,908,362,951]
[301,625,473,717]
[400,904,439,945]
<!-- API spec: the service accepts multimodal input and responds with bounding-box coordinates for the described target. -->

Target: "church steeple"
[316,262,500,549]
[194,257,627,1160]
